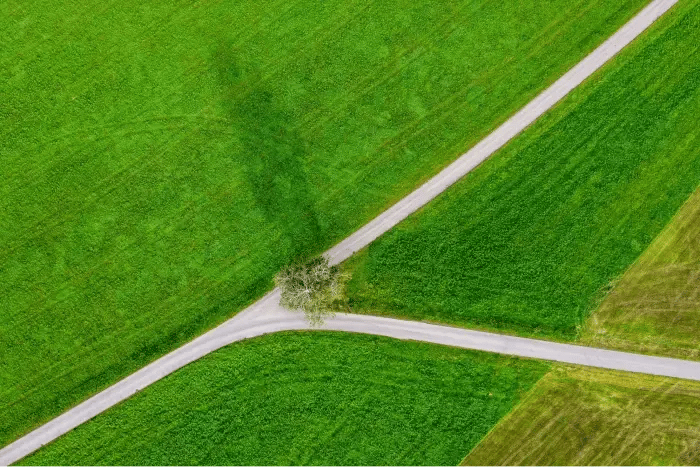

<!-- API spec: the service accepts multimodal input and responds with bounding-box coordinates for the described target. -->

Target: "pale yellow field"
[464,188,700,466]
[462,174,700,466]
[581,186,700,360]
[462,365,700,466]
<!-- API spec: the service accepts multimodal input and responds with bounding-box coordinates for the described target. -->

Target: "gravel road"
[0,0,680,463]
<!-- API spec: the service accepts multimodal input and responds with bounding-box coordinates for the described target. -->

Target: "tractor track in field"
[0,0,681,463]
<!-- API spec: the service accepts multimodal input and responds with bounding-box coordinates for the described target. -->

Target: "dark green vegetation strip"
[17,333,548,466]
[462,365,700,465]
[346,1,700,339]
[0,0,649,445]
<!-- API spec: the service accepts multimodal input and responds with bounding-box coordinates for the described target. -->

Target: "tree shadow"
[211,43,321,259]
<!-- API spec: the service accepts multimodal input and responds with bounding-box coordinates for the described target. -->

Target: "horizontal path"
[5,288,700,465]
[0,0,679,464]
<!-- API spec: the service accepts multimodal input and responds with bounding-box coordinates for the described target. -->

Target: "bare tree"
[275,256,348,326]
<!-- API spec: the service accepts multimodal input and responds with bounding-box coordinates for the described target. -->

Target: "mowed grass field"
[462,366,700,465]
[346,0,700,339]
[581,185,700,360]
[16,333,548,466]
[0,0,651,446]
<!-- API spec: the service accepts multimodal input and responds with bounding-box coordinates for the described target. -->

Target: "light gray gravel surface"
[4,292,700,465]
[0,0,680,463]
[324,0,679,265]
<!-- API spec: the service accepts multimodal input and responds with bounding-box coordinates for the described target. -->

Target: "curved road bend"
[5,288,700,465]
[0,0,680,464]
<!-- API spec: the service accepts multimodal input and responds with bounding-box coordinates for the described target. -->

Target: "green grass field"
[462,365,700,465]
[346,0,700,340]
[581,185,700,360]
[16,332,548,466]
[0,0,651,446]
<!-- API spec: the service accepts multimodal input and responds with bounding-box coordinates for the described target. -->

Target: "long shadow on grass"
[212,44,321,259]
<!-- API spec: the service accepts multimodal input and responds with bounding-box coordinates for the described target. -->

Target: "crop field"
[462,365,700,465]
[16,332,548,466]
[346,0,700,340]
[581,185,700,360]
[0,0,651,446]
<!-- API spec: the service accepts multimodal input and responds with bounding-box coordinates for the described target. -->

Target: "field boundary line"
[0,0,679,463]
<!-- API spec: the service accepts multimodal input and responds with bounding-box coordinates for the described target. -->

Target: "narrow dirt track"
[0,0,680,463]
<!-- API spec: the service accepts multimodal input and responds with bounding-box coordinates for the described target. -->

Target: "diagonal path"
[323,0,678,266]
[0,0,680,463]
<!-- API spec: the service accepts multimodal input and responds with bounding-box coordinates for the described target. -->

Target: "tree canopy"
[275,256,347,326]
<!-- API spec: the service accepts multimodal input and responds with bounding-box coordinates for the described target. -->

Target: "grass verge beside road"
[462,365,700,465]
[346,0,700,340]
[0,0,649,446]
[16,332,548,466]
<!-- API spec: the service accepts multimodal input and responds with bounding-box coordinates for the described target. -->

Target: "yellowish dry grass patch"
[581,186,700,360]
[461,366,700,466]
